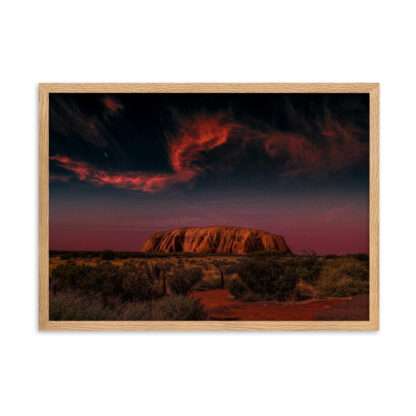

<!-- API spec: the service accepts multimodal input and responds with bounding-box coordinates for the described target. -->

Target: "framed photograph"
[39,83,379,331]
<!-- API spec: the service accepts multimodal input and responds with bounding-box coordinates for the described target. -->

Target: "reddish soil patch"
[314,294,369,321]
[190,289,355,321]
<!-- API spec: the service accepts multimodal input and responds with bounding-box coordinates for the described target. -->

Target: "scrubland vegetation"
[49,250,369,321]
[229,253,368,302]
[50,259,207,320]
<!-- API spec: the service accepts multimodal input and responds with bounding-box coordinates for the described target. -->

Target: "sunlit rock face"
[141,225,292,255]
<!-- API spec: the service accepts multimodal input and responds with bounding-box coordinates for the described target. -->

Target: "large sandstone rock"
[141,225,291,255]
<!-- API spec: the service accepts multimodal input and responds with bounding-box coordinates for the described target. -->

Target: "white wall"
[1,1,415,415]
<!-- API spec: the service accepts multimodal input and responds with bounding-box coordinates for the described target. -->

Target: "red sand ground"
[190,289,365,321]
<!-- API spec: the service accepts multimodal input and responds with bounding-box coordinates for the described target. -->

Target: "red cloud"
[169,114,240,172]
[50,155,191,193]
[103,97,123,116]
[50,114,237,193]
[257,110,368,179]
[50,111,368,192]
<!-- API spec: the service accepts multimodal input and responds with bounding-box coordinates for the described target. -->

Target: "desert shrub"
[50,291,207,321]
[317,257,369,297]
[101,250,115,260]
[293,279,316,301]
[49,291,207,321]
[234,258,298,301]
[318,277,369,297]
[168,267,203,295]
[50,261,94,292]
[229,278,249,298]
[50,261,124,303]
[87,262,123,302]
[49,291,117,321]
[119,296,207,320]
[121,261,164,302]
[151,296,207,320]
[119,302,152,320]
[293,256,322,284]
[230,257,298,301]
[318,276,369,297]
[51,260,174,303]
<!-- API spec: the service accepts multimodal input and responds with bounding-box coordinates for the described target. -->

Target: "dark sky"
[49,93,369,254]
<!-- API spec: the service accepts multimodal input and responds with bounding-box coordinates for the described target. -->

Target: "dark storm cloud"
[49,93,369,193]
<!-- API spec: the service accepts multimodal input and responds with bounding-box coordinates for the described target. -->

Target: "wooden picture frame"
[39,83,379,331]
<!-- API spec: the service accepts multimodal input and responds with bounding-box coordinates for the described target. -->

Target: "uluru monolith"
[141,225,291,255]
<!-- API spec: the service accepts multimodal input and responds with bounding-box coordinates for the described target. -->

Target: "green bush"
[292,256,322,284]
[151,296,207,320]
[168,267,203,295]
[229,278,249,298]
[317,257,369,297]
[228,256,323,301]
[118,302,152,320]
[121,261,164,302]
[51,261,94,292]
[49,292,117,321]
[50,291,207,321]
[319,278,369,297]
[122,296,207,320]
[50,261,123,303]
[234,257,298,301]
[88,262,123,302]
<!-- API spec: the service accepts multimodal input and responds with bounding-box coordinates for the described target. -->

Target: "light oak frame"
[39,83,379,331]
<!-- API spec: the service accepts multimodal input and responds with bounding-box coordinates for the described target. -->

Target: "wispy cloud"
[51,113,239,192]
[324,202,355,223]
[50,106,368,193]
[103,96,123,118]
